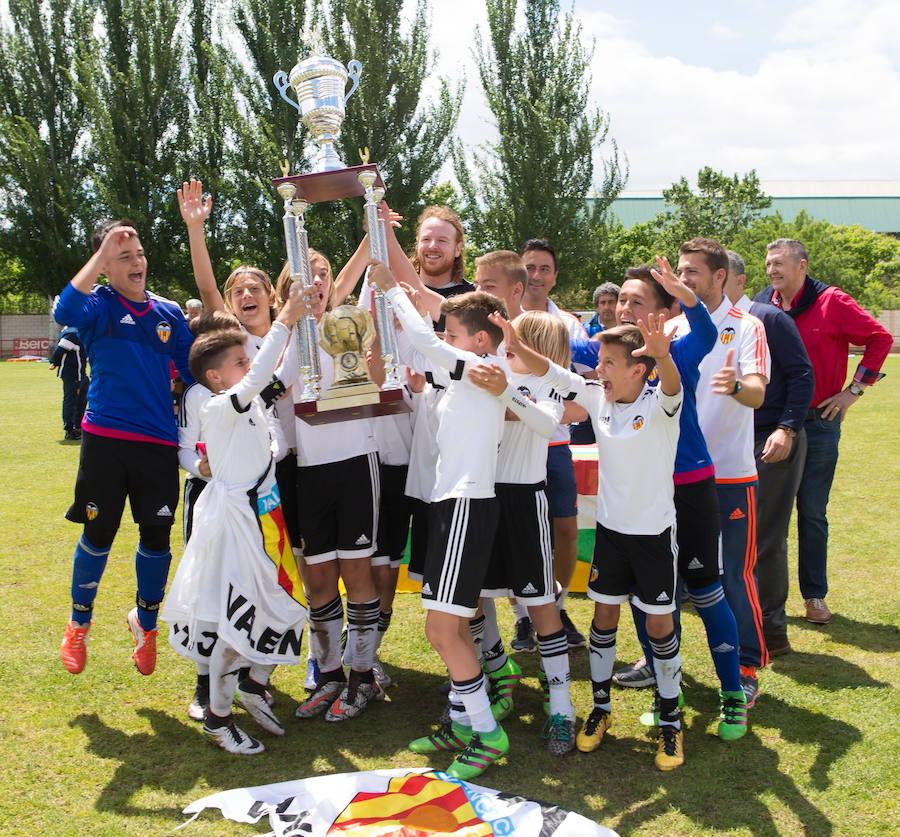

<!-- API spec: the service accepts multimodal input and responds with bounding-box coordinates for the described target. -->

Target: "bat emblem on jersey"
[156,321,172,343]
[632,415,644,431]
[720,327,735,345]
[85,502,99,521]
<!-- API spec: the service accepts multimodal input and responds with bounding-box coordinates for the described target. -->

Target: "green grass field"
[1,358,897,836]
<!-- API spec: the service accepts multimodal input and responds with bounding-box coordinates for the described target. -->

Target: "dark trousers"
[754,428,807,636]
[62,376,89,431]
[796,416,842,599]
[717,481,767,669]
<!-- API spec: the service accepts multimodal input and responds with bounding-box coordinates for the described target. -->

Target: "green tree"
[320,0,462,252]
[0,0,94,301]
[454,0,625,289]
[654,167,772,254]
[731,210,900,312]
[76,0,190,297]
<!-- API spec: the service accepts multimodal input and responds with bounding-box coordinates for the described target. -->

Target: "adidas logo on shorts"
[521,582,538,595]
[712,642,735,653]
[120,314,135,325]
[355,534,370,546]
[656,591,670,602]
[421,583,433,595]
[687,557,704,570]
[156,505,172,517]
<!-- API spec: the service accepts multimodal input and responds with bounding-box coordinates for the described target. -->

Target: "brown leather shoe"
[764,634,792,657]
[804,598,832,624]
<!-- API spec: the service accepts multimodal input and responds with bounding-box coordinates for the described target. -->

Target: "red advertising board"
[12,337,50,356]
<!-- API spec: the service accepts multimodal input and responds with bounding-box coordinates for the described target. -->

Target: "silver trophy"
[273,36,362,173]
[359,169,401,390]
[276,180,321,402]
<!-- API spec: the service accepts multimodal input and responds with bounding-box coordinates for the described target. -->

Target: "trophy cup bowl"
[274,54,362,173]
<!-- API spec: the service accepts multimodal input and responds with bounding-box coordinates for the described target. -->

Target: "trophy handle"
[273,71,301,114]
[345,60,362,104]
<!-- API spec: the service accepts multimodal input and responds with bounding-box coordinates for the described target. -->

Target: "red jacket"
[755,276,891,406]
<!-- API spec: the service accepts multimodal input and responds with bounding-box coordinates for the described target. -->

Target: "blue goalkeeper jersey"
[54,283,194,445]
[570,301,717,483]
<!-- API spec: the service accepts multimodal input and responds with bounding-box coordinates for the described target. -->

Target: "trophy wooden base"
[272,164,385,204]
[294,385,410,425]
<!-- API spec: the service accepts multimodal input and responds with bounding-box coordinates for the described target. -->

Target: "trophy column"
[278,182,320,401]
[358,171,401,390]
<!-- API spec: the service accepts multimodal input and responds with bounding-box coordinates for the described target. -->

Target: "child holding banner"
[161,286,309,755]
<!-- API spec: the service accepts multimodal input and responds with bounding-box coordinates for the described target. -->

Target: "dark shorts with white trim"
[66,431,179,530]
[421,495,499,618]
[482,482,556,604]
[588,522,678,614]
[297,452,380,564]
[371,463,413,569]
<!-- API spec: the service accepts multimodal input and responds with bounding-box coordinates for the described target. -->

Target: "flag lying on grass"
[179,767,618,836]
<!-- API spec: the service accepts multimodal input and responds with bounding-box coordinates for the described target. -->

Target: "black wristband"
[730,379,743,397]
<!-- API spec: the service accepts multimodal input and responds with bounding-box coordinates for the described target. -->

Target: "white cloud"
[417,0,900,190]
[588,0,900,188]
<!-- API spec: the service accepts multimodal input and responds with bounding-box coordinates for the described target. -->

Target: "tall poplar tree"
[0,0,94,300]
[454,0,625,288]
[76,0,190,294]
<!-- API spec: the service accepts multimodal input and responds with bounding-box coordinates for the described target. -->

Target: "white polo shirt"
[673,298,770,483]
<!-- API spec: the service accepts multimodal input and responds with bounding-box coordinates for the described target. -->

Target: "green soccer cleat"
[446,726,509,780]
[409,721,473,754]
[717,690,748,741]
[486,657,523,701]
[538,668,550,717]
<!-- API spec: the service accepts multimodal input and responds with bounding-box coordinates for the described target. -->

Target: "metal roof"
[604,181,900,234]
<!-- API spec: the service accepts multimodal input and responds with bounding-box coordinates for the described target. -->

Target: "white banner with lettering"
[178,768,617,836]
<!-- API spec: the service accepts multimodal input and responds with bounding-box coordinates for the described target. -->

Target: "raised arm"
[379,203,446,322]
[333,234,373,306]
[230,284,308,409]
[634,312,681,397]
[369,261,469,375]
[177,179,224,313]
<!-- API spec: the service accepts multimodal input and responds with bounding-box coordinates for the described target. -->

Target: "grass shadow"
[600,674,859,836]
[787,614,900,654]
[771,650,890,690]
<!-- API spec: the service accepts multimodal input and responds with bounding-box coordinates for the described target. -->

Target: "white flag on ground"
[178,767,618,836]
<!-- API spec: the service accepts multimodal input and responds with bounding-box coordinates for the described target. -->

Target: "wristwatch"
[730,379,743,397]
[848,382,865,397]
[777,424,797,438]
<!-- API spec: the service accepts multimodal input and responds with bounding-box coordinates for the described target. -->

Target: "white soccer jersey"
[546,298,589,342]
[673,298,770,482]
[496,372,563,484]
[541,363,682,535]
[243,325,288,463]
[277,325,377,468]
[404,383,443,503]
[386,285,506,502]
[374,399,414,466]
[178,383,213,481]
[199,322,289,492]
